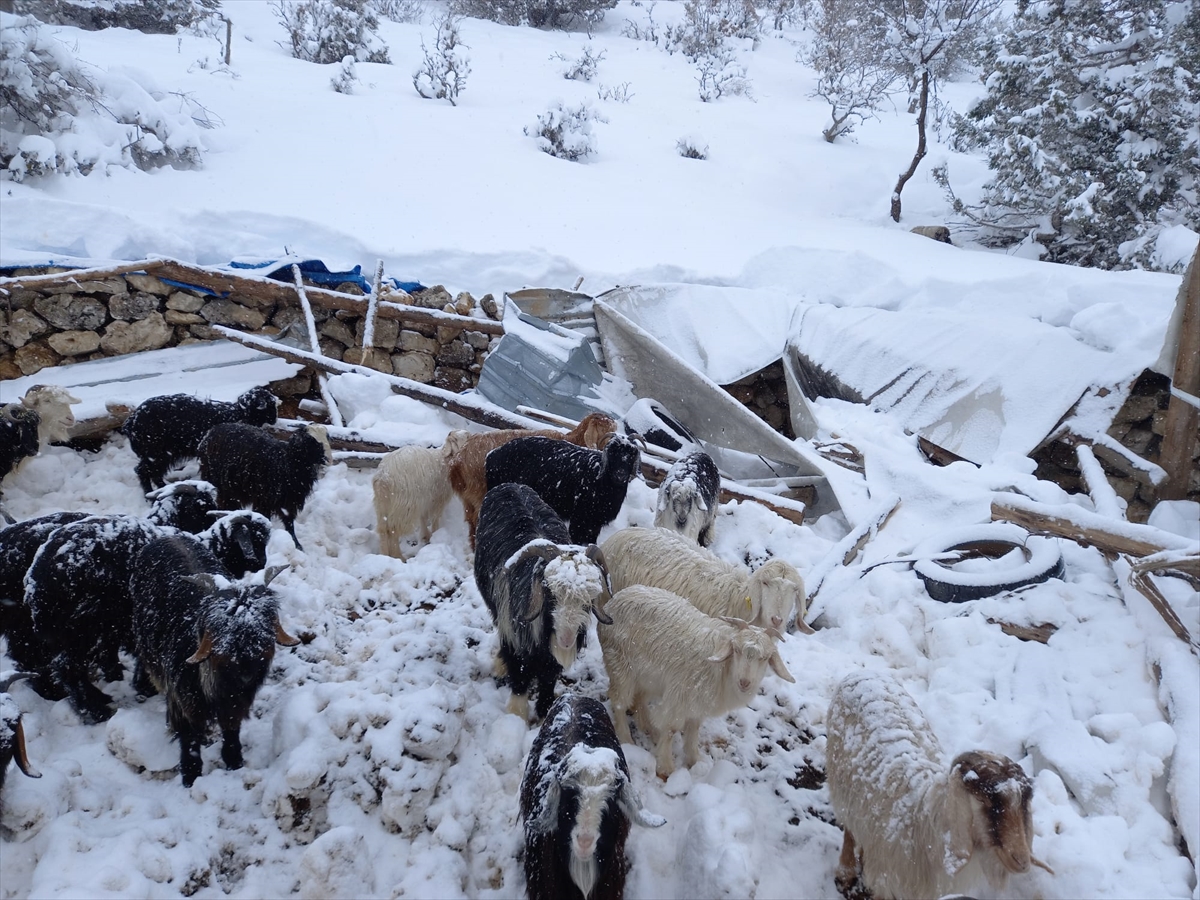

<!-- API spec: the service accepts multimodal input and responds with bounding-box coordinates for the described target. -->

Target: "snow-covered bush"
[803,0,895,142]
[665,0,760,59]
[272,0,391,65]
[450,0,617,32]
[552,45,605,82]
[596,81,633,103]
[14,0,220,35]
[0,15,207,181]
[677,135,708,159]
[524,101,606,161]
[943,0,1199,271]
[372,0,426,23]
[413,13,470,106]
[330,55,358,93]
[696,44,751,102]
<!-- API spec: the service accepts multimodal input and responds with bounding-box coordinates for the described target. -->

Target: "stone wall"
[0,268,503,401]
[1032,369,1200,523]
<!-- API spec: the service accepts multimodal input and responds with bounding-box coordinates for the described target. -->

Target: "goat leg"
[219,721,244,771]
[53,653,114,724]
[834,828,863,899]
[178,723,204,787]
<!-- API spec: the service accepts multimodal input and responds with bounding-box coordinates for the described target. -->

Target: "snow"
[1,3,1197,899]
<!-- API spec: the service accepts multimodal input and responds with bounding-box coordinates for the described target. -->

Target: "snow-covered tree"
[273,0,391,65]
[450,0,617,32]
[12,0,220,34]
[413,13,471,106]
[945,0,1199,270]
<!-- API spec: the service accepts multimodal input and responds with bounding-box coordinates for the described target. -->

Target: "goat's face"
[949,751,1049,885]
[542,554,606,669]
[237,387,279,425]
[602,435,642,484]
[751,560,805,632]
[711,624,795,694]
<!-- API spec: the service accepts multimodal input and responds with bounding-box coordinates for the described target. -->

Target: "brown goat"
[448,412,617,547]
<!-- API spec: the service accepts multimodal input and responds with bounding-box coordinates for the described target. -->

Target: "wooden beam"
[991,494,1197,558]
[1159,243,1200,500]
[0,259,169,292]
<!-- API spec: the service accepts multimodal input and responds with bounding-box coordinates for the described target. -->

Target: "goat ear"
[708,640,735,663]
[275,618,301,647]
[525,568,546,621]
[13,718,41,779]
[617,778,666,828]
[768,650,796,683]
[529,780,561,834]
[945,767,977,874]
[186,631,215,664]
[183,574,219,593]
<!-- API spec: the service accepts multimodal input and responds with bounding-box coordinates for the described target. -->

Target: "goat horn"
[13,718,40,779]
[1032,857,1055,875]
[186,630,215,664]
[718,615,751,630]
[275,618,301,646]
[525,569,547,622]
[0,672,33,692]
[263,564,288,586]
[504,540,561,573]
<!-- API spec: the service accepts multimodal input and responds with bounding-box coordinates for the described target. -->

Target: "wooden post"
[224,17,232,66]
[1159,243,1200,500]
[292,264,344,429]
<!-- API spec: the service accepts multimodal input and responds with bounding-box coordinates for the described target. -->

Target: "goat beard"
[568,849,598,899]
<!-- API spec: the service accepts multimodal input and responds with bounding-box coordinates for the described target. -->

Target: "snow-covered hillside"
[1,2,1197,899]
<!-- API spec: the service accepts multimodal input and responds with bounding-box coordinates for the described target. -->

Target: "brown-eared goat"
[198,422,331,551]
[484,433,641,546]
[1,674,41,805]
[474,483,611,721]
[123,387,279,492]
[130,534,298,786]
[825,670,1053,900]
[653,451,720,547]
[448,413,616,548]
[521,693,665,900]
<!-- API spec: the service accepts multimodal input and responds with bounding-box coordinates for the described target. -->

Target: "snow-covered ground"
[1,3,1198,899]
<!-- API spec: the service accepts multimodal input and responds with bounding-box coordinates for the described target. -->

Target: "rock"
[355,317,399,350]
[0,358,22,380]
[4,288,40,308]
[454,292,474,316]
[910,225,952,244]
[47,330,102,357]
[188,323,222,341]
[108,291,161,321]
[318,338,344,361]
[101,312,173,355]
[436,340,475,368]
[124,273,173,295]
[392,351,435,383]
[165,291,205,313]
[200,299,267,330]
[57,279,125,294]
[270,371,313,397]
[319,318,356,348]
[343,347,392,373]
[398,330,438,354]
[412,285,452,310]
[14,342,60,375]
[165,309,206,326]
[34,293,108,330]
[480,293,500,319]
[331,281,365,296]
[436,325,467,344]
[464,330,490,350]
[2,309,49,348]
[433,366,472,393]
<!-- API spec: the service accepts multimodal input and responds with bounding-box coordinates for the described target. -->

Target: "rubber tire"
[912,523,1064,603]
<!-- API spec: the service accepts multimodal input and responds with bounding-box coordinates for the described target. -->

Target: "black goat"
[145,480,220,535]
[520,693,664,900]
[123,387,279,492]
[653,451,720,547]
[199,423,331,551]
[24,514,170,722]
[0,511,90,699]
[474,483,611,721]
[130,535,298,786]
[199,509,272,578]
[484,434,641,546]
[1,405,41,512]
[1,674,41,806]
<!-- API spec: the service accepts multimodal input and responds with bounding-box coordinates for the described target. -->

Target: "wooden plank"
[991,494,1198,558]
[1127,563,1200,655]
[1159,243,1200,500]
[0,259,169,291]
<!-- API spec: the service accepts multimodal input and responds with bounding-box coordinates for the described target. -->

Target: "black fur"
[131,535,284,786]
[24,514,170,722]
[199,423,327,550]
[657,451,720,546]
[0,404,40,485]
[199,510,271,578]
[485,434,640,545]
[145,480,220,534]
[474,483,586,720]
[521,694,635,900]
[123,387,278,492]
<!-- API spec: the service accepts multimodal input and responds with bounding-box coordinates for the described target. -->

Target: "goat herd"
[0,385,1053,900]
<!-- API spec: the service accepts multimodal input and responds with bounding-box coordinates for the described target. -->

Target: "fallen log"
[991,494,1198,558]
[0,259,170,291]
[1126,562,1200,655]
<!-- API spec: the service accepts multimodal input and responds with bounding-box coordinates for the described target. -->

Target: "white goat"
[373,431,469,559]
[825,670,1053,900]
[600,527,814,633]
[598,585,795,777]
[22,384,81,446]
